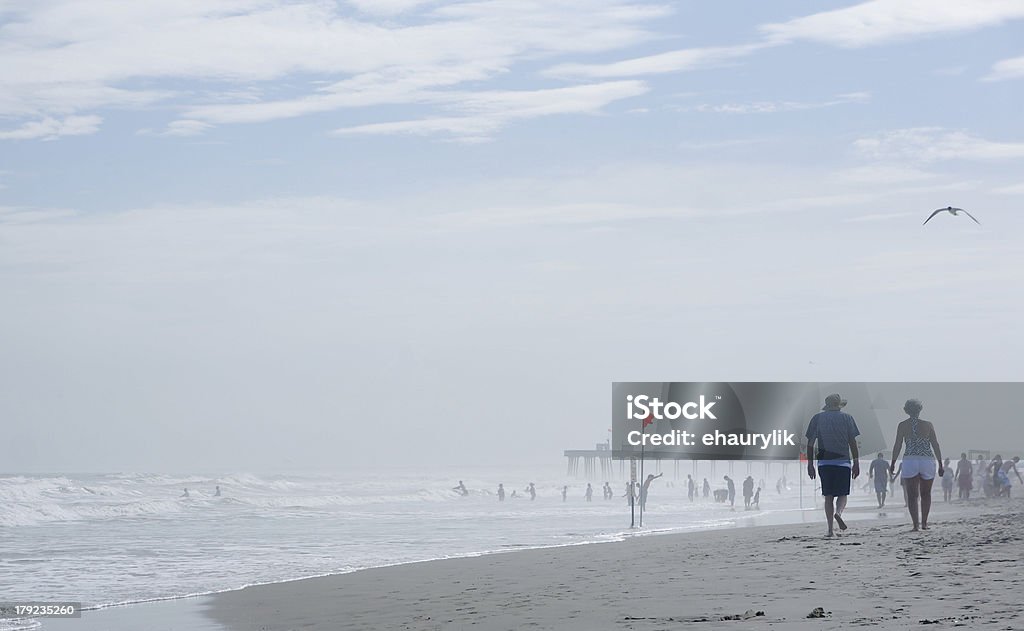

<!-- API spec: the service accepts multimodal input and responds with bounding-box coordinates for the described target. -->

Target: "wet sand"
[204,498,1023,630]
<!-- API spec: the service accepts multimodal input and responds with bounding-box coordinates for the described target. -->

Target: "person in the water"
[869,452,889,508]
[955,453,973,500]
[639,473,663,510]
[452,481,468,497]
[525,483,536,500]
[181,488,189,498]
[497,483,505,502]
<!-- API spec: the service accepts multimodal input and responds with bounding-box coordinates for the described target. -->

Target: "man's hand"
[807,463,816,480]
[889,462,896,475]
[852,461,860,479]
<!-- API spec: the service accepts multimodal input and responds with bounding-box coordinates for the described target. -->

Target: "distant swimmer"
[955,453,973,500]
[686,475,695,502]
[941,458,954,502]
[923,206,980,225]
[526,483,536,501]
[623,482,635,507]
[742,476,754,509]
[510,490,519,499]
[869,452,889,508]
[753,487,761,509]
[996,457,1022,498]
[585,483,593,502]
[974,455,986,493]
[452,481,469,497]
[702,478,710,499]
[562,485,568,502]
[603,482,613,500]
[498,483,505,502]
[723,476,736,508]
[214,485,221,497]
[639,473,663,510]
[986,455,1003,497]
[181,488,189,498]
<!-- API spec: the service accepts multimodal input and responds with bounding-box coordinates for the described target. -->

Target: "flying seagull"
[923,206,980,225]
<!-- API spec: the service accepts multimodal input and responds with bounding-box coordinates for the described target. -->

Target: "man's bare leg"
[823,495,835,536]
[905,477,921,531]
[920,478,934,529]
[834,495,848,530]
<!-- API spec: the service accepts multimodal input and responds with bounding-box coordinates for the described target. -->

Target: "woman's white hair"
[904,398,923,415]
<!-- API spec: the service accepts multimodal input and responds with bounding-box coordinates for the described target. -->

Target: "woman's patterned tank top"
[904,418,934,457]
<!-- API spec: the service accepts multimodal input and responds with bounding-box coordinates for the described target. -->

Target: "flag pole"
[629,457,636,528]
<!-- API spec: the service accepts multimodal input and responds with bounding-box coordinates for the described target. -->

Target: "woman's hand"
[938,464,945,477]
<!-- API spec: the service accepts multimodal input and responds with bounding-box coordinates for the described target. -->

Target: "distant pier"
[563,446,796,481]
[563,449,621,478]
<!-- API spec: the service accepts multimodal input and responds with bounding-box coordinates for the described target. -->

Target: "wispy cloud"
[2,0,1023,144]
[835,164,938,184]
[691,92,869,114]
[0,0,664,139]
[162,120,215,137]
[544,1,1024,85]
[543,43,769,79]
[0,115,102,141]
[985,54,1024,81]
[331,80,648,141]
[762,0,1024,48]
[347,0,436,17]
[992,182,1024,195]
[854,128,1024,162]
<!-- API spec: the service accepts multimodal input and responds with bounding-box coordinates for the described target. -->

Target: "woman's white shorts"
[901,456,937,480]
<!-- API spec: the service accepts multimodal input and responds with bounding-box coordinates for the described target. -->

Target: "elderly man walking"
[805,393,861,537]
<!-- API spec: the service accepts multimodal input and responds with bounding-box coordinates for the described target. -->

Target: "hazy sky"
[2,1,1023,472]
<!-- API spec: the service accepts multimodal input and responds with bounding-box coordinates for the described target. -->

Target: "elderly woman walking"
[889,399,944,531]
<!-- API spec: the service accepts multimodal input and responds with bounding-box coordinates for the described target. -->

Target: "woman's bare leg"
[920,478,934,529]
[905,476,921,530]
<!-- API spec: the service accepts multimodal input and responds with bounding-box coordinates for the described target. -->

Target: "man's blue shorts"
[818,465,851,497]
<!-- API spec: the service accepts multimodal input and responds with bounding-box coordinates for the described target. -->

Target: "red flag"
[642,414,654,428]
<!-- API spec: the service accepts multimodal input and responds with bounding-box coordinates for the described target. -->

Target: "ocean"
[1,463,831,630]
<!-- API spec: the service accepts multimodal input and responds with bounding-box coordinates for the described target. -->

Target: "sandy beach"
[204,498,1023,631]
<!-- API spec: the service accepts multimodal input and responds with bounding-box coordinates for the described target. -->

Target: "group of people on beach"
[865,451,1021,508]
[476,475,668,510]
[806,393,1021,537]
[491,482,537,501]
[451,394,1017,533]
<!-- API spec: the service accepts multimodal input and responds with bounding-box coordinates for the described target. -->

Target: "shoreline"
[203,497,1021,631]
[45,495,860,610]
[33,497,1020,630]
